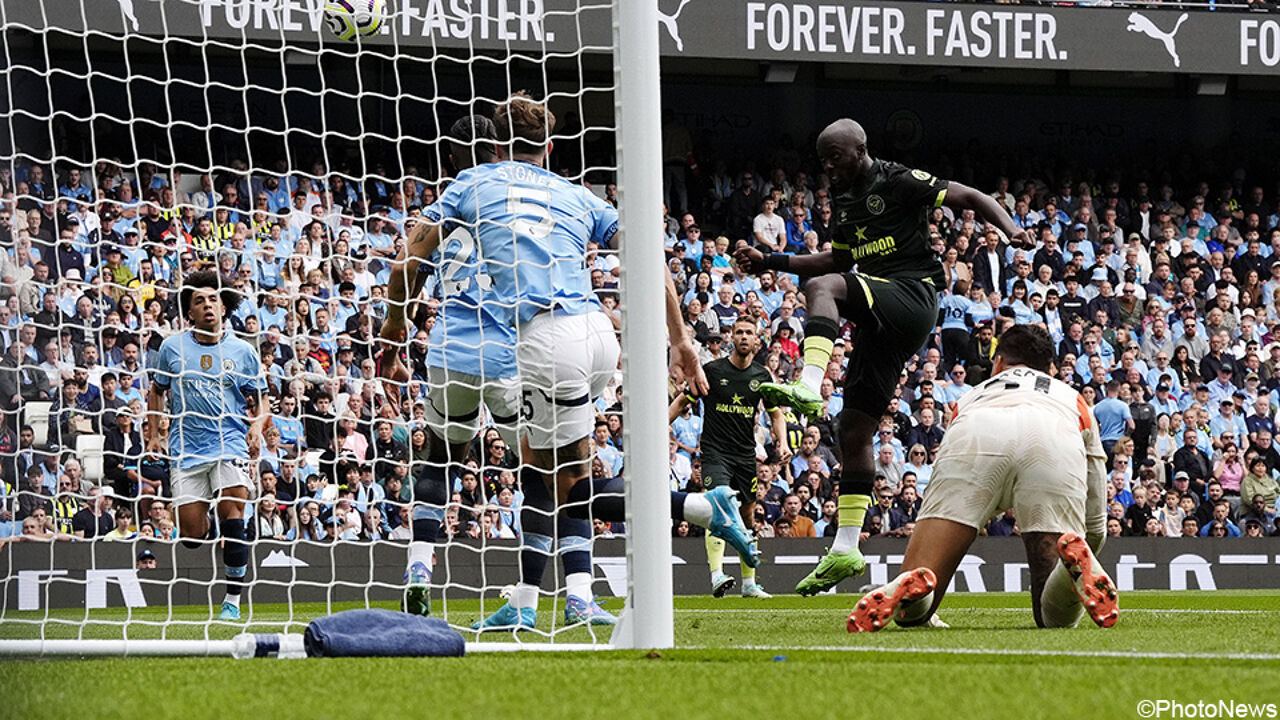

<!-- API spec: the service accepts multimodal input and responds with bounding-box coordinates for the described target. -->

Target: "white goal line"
[682,645,1280,662]
[672,608,1277,615]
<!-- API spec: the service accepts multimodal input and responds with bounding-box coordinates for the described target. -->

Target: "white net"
[0,0,640,649]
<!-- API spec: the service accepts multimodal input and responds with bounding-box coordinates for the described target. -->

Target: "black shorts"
[840,273,939,417]
[701,453,757,499]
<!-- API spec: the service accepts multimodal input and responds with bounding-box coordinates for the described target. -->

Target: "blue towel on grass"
[304,608,466,658]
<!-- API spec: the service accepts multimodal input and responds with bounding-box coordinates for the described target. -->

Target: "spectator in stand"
[777,493,815,538]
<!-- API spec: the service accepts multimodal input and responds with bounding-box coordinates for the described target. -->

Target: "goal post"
[0,0,671,655]
[612,0,673,651]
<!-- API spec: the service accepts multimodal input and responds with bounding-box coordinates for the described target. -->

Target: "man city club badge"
[200,354,213,371]
[867,194,885,215]
[223,359,235,371]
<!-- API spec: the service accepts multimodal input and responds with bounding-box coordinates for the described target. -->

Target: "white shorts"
[170,459,252,507]
[919,406,1087,535]
[424,367,522,445]
[517,311,619,450]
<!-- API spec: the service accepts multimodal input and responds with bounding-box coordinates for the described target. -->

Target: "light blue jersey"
[969,302,995,327]
[150,331,266,470]
[1092,397,1132,443]
[420,219,518,379]
[430,161,618,327]
[938,294,971,332]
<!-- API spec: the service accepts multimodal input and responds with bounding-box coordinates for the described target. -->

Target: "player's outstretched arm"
[145,384,166,455]
[666,270,709,396]
[733,246,849,279]
[944,182,1032,248]
[382,220,442,339]
[379,221,442,407]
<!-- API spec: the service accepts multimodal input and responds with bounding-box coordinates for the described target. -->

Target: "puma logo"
[657,0,693,52]
[1126,12,1189,68]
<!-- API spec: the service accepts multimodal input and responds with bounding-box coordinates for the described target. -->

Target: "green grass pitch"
[3,591,1279,720]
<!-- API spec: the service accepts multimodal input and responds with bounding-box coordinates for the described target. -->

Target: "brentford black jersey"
[691,357,775,459]
[830,159,950,286]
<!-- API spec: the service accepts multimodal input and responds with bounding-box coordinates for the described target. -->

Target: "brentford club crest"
[867,195,885,215]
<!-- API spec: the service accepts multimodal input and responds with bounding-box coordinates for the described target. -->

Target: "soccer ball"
[323,0,386,41]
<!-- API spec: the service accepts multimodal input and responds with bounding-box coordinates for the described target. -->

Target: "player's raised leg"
[757,273,844,418]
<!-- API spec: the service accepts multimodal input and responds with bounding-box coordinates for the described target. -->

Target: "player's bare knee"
[807,273,845,302]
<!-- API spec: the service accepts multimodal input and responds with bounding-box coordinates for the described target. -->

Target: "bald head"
[818,119,867,149]
[816,118,871,189]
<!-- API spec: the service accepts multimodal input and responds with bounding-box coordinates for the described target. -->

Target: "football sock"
[221,517,247,606]
[510,582,539,611]
[831,493,871,553]
[740,564,756,586]
[522,468,595,603]
[519,469,556,588]
[519,534,553,588]
[558,515,593,583]
[412,518,440,544]
[1040,561,1085,628]
[413,461,450,514]
[562,478,715,528]
[705,534,725,577]
[409,460,449,578]
[408,517,438,583]
[564,476,626,521]
[799,317,840,393]
[565,572,593,603]
[675,491,713,527]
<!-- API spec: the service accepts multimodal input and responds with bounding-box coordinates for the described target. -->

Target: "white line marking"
[674,608,1276,615]
[681,645,1280,661]
[1218,554,1270,565]
[772,555,821,565]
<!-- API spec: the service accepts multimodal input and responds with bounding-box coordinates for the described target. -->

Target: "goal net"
[0,0,671,654]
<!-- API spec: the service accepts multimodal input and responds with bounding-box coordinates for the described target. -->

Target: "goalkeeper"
[847,325,1117,633]
[147,270,271,622]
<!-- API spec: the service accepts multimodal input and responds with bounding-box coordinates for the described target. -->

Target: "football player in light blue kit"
[385,116,613,628]
[382,93,756,629]
[147,270,271,621]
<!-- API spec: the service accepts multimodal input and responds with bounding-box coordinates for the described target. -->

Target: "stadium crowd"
[1,141,1279,549]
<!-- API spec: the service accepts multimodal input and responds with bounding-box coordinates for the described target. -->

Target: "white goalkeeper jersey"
[950,365,1108,536]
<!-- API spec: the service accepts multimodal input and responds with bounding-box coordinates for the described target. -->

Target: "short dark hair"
[178,270,242,320]
[993,324,1054,373]
[449,114,497,169]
